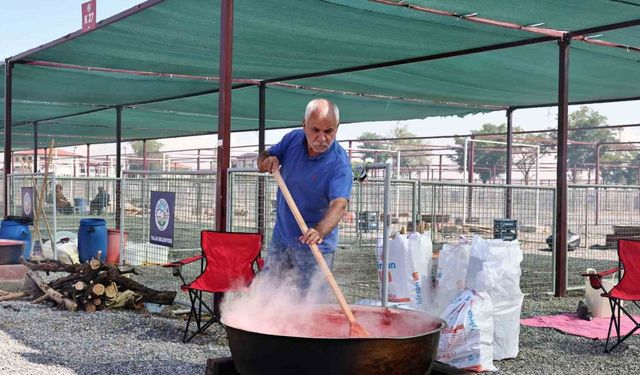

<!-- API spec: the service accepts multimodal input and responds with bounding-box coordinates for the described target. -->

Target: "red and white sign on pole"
[82,0,97,32]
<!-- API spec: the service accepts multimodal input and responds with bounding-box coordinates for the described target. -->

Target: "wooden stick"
[0,291,30,302]
[39,140,55,245]
[272,169,369,337]
[24,158,44,244]
[26,269,77,311]
[31,294,51,304]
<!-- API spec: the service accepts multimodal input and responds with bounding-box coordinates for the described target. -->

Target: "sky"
[1,1,639,157]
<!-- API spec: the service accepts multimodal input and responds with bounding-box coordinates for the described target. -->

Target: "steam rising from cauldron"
[220,267,338,337]
[221,267,443,338]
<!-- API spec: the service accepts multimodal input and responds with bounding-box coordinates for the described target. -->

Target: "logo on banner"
[150,191,175,247]
[154,198,170,231]
[82,0,97,32]
[22,187,34,219]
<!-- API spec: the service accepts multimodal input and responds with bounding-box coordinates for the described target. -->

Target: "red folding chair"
[163,231,263,343]
[583,239,640,352]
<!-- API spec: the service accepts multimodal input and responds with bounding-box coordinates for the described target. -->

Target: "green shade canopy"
[1,0,639,149]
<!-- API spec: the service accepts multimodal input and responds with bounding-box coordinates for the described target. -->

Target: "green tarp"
[1,0,639,149]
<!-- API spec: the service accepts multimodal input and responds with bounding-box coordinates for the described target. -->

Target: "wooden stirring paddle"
[272,169,370,337]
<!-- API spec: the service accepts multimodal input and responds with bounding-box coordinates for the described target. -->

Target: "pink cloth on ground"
[521,312,640,340]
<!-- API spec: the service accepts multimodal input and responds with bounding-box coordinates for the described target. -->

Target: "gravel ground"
[1,271,639,374]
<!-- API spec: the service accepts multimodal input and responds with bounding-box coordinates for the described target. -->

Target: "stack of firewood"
[14,255,176,313]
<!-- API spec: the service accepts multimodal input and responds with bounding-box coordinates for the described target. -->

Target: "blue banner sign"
[150,191,175,247]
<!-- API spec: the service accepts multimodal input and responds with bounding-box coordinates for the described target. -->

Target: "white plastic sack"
[437,289,497,372]
[433,240,471,315]
[376,231,433,310]
[467,235,524,360]
[41,231,80,264]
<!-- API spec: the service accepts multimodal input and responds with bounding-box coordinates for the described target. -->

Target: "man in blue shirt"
[258,99,352,293]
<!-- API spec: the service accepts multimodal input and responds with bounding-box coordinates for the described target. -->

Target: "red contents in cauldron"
[225,305,440,339]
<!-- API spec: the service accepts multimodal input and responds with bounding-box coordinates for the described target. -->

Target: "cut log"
[89,259,102,270]
[105,266,176,305]
[84,303,97,313]
[26,269,78,311]
[0,291,30,301]
[0,289,11,296]
[74,281,87,291]
[92,298,102,306]
[104,282,118,299]
[91,283,105,297]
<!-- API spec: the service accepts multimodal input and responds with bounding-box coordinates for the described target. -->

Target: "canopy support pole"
[466,137,474,222]
[215,0,234,232]
[86,144,90,177]
[3,60,13,219]
[143,139,147,171]
[257,82,266,235]
[554,37,571,297]
[33,122,38,173]
[116,106,122,229]
[506,107,514,218]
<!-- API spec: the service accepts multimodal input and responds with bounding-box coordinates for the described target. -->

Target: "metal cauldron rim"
[221,304,446,341]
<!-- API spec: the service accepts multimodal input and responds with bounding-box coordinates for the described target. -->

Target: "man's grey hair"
[304,99,340,125]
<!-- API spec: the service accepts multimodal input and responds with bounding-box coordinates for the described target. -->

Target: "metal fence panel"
[121,171,216,268]
[565,184,639,290]
[419,182,557,294]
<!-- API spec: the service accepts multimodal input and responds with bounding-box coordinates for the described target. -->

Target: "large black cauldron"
[223,304,445,375]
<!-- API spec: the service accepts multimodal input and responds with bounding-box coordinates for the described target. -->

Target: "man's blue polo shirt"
[268,129,352,253]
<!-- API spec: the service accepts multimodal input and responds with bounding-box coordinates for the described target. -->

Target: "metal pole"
[462,137,468,224]
[554,36,570,297]
[52,173,57,260]
[215,0,234,232]
[506,108,514,218]
[595,143,601,225]
[143,139,147,171]
[411,181,417,232]
[438,155,443,181]
[381,163,391,307]
[467,138,475,222]
[120,174,126,265]
[535,147,540,226]
[33,122,38,173]
[86,144,90,177]
[116,106,122,229]
[4,60,13,218]
[257,82,266,236]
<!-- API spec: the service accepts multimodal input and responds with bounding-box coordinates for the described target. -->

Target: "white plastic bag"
[376,231,433,310]
[437,289,497,372]
[433,239,471,314]
[467,235,524,360]
[41,231,80,264]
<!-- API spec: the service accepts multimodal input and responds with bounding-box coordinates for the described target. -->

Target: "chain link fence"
[6,169,639,300]
[418,182,556,293]
[565,184,640,290]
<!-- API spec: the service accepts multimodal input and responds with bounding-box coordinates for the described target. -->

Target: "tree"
[600,150,638,185]
[550,106,616,182]
[129,140,163,170]
[387,124,431,174]
[450,123,508,183]
[513,132,552,185]
[356,132,390,163]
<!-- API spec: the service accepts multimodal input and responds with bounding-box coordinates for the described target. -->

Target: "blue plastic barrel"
[78,218,107,262]
[0,220,32,260]
[74,198,89,214]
